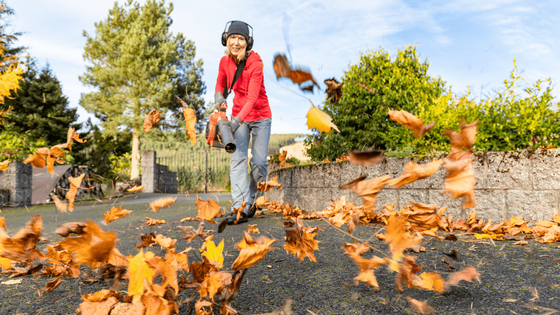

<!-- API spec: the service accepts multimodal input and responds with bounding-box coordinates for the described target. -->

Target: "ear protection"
[221,20,254,51]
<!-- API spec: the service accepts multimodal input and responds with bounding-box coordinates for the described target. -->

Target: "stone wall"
[0,161,32,207]
[267,149,560,223]
[141,151,178,194]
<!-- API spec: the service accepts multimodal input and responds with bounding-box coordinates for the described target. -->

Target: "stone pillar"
[142,151,158,193]
[0,161,32,207]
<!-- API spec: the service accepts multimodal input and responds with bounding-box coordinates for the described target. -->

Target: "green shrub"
[0,131,48,162]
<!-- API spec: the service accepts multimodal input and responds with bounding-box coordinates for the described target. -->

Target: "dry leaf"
[340,175,391,209]
[232,232,276,271]
[284,225,321,263]
[257,177,283,192]
[444,266,481,291]
[0,160,9,171]
[273,54,319,92]
[182,107,197,146]
[55,222,87,237]
[143,109,162,133]
[195,194,222,221]
[444,120,477,152]
[306,106,340,133]
[442,157,476,209]
[0,214,44,263]
[150,197,176,212]
[324,77,342,103]
[388,109,435,138]
[387,160,443,189]
[278,150,288,167]
[146,218,166,226]
[102,205,132,224]
[58,221,117,268]
[66,173,85,212]
[385,214,422,260]
[347,149,385,166]
[52,196,68,213]
[406,297,434,314]
[128,185,145,192]
[23,147,49,168]
[248,224,260,234]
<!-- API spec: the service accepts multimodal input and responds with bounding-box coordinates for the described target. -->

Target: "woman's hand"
[214,92,227,110]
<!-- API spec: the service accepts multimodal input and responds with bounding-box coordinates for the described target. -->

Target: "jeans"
[230,117,272,213]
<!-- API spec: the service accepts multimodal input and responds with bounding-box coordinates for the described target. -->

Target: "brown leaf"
[387,160,443,189]
[195,194,222,221]
[155,234,177,251]
[136,232,157,249]
[406,297,434,314]
[324,77,342,103]
[102,205,132,224]
[388,109,435,138]
[190,256,219,284]
[149,197,176,212]
[343,243,389,289]
[441,256,456,271]
[66,173,85,212]
[78,296,119,315]
[146,218,166,226]
[0,215,44,263]
[395,255,422,291]
[444,249,460,261]
[284,225,321,263]
[444,234,458,241]
[347,149,385,166]
[182,106,197,146]
[143,109,162,133]
[23,147,49,168]
[444,266,481,291]
[444,120,477,152]
[52,195,68,213]
[273,54,319,92]
[58,221,117,268]
[385,214,422,260]
[340,175,391,209]
[55,222,87,237]
[442,157,476,209]
[257,177,283,192]
[44,274,62,292]
[278,150,288,167]
[232,232,276,271]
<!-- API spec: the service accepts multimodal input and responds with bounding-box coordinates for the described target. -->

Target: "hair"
[225,35,251,64]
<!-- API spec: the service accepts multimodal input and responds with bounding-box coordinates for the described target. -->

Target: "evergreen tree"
[2,60,81,145]
[79,0,206,179]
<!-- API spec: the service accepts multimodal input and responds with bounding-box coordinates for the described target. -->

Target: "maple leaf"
[182,106,197,146]
[146,217,166,226]
[414,272,445,292]
[149,197,176,212]
[156,257,179,294]
[273,54,320,92]
[140,278,179,314]
[58,221,116,268]
[257,177,283,192]
[102,205,132,224]
[388,109,435,138]
[306,106,340,133]
[128,250,157,298]
[179,222,208,242]
[444,120,477,152]
[52,195,68,213]
[128,185,145,192]
[232,232,276,271]
[278,150,288,167]
[199,273,223,302]
[0,160,9,171]
[136,232,157,249]
[324,77,342,103]
[143,109,162,133]
[54,222,87,237]
[284,224,321,263]
[347,148,385,166]
[155,234,177,251]
[23,147,49,168]
[46,146,66,174]
[406,297,434,314]
[395,255,422,291]
[384,214,422,260]
[343,243,389,289]
[195,194,222,222]
[340,175,391,209]
[387,159,443,189]
[444,266,481,291]
[400,201,446,233]
[62,126,86,152]
[190,256,220,283]
[78,296,120,315]
[202,238,224,269]
[66,173,85,212]
[248,224,260,234]
[442,157,476,209]
[0,214,44,264]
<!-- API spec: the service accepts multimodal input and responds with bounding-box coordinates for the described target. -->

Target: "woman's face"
[227,34,247,57]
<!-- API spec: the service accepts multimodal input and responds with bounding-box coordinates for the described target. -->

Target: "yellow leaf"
[128,185,145,192]
[306,107,339,133]
[202,239,224,269]
[0,160,9,171]
[127,250,156,298]
[183,107,197,146]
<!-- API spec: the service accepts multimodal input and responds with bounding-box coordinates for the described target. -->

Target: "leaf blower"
[205,102,236,153]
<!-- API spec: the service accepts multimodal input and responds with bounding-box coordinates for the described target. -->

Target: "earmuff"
[221,20,254,51]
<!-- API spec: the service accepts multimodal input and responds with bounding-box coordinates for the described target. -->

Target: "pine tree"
[2,60,80,144]
[79,0,206,179]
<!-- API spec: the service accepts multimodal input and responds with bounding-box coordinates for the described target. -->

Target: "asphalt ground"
[1,193,560,315]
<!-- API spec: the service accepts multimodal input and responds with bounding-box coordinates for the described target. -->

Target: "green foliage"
[305,46,448,160]
[109,152,138,182]
[2,60,81,144]
[0,131,47,162]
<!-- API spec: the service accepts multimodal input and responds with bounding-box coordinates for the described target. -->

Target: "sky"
[8,0,560,135]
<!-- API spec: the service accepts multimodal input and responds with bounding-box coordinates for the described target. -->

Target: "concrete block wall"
[141,151,178,194]
[267,149,560,223]
[0,161,32,207]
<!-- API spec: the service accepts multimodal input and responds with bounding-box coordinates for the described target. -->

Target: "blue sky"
[9,0,560,134]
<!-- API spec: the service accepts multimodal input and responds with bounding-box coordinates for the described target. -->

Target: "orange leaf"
[257,177,283,192]
[78,296,119,315]
[128,185,145,192]
[284,225,321,263]
[23,147,50,168]
[273,54,320,92]
[146,217,166,226]
[444,120,477,152]
[66,173,85,212]
[388,109,435,138]
[387,160,443,189]
[0,160,9,171]
[143,109,162,133]
[0,214,44,263]
[442,157,476,209]
[149,197,176,212]
[385,214,422,260]
[195,194,221,221]
[340,175,391,209]
[444,266,481,290]
[248,224,260,234]
[278,150,288,167]
[58,221,117,268]
[155,234,177,250]
[415,272,444,292]
[102,205,132,224]
[232,232,276,271]
[182,107,197,146]
[347,149,385,166]
[199,273,223,302]
[406,297,434,314]
[0,217,5,229]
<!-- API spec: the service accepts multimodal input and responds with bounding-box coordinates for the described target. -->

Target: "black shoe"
[247,204,264,218]
[227,212,248,225]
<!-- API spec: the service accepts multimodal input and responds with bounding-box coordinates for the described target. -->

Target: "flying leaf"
[284,225,321,263]
[306,106,340,133]
[442,157,476,209]
[257,177,283,192]
[143,109,162,133]
[58,220,117,268]
[444,120,477,152]
[195,194,222,221]
[347,149,385,166]
[52,195,68,213]
[444,266,481,291]
[128,185,145,192]
[66,173,85,212]
[406,297,434,314]
[155,234,177,251]
[324,77,342,103]
[45,274,63,292]
[278,150,288,167]
[388,109,435,138]
[232,232,276,271]
[149,197,176,212]
[385,214,422,260]
[248,224,260,234]
[395,255,422,291]
[202,239,224,269]
[182,107,197,146]
[273,54,319,92]
[146,218,166,226]
[55,222,87,237]
[199,273,223,302]
[23,147,50,168]
[340,175,391,209]
[127,250,156,298]
[387,159,443,189]
[0,214,44,263]
[343,243,389,289]
[0,160,9,171]
[102,205,132,224]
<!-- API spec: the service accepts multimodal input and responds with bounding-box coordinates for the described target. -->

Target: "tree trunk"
[131,128,140,180]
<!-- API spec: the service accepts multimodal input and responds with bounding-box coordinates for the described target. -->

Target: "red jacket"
[215,52,271,122]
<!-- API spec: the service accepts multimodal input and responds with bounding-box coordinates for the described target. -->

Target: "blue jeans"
[230,117,271,213]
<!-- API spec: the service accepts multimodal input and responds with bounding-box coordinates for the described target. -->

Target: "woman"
[214,20,272,225]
